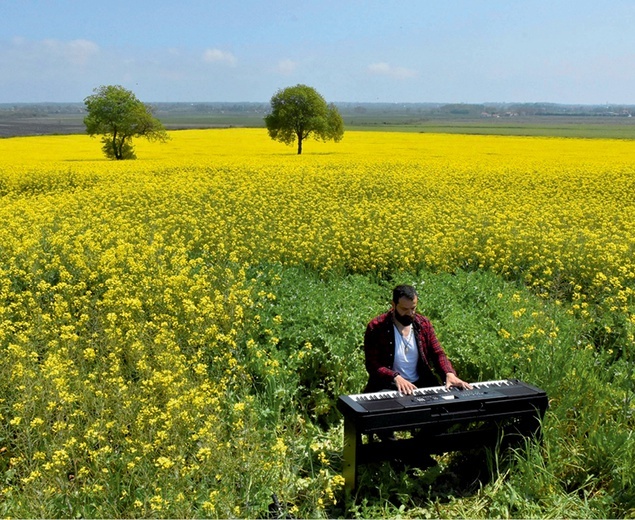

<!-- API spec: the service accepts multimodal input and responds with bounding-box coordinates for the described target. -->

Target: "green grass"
[242,265,635,518]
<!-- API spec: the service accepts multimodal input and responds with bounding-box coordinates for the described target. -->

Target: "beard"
[394,310,413,326]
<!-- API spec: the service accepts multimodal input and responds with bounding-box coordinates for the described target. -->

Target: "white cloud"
[57,39,100,65]
[6,37,100,66]
[367,62,417,80]
[202,48,237,66]
[0,37,106,101]
[277,59,298,75]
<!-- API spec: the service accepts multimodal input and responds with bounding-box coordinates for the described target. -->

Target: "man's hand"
[395,374,417,395]
[445,372,473,390]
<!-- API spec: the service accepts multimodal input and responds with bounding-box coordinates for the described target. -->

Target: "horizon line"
[2,100,635,107]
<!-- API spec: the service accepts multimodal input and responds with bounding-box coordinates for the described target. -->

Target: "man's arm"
[419,317,472,389]
[363,317,397,389]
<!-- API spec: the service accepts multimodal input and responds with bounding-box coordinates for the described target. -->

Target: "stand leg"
[342,416,360,492]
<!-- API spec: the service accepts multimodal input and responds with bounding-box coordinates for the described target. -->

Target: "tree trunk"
[112,130,122,159]
[297,136,303,155]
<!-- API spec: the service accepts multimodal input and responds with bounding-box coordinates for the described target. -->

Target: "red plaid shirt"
[363,310,456,392]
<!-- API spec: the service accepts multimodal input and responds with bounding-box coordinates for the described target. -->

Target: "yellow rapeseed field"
[0,128,634,516]
[4,129,632,310]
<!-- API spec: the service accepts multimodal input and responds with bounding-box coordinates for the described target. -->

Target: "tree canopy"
[264,84,344,154]
[84,85,169,160]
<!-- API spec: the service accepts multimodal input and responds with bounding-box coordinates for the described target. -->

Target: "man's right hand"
[394,374,417,395]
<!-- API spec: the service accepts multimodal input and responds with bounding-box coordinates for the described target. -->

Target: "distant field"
[356,118,635,139]
[2,109,635,139]
[0,112,266,137]
[0,114,87,137]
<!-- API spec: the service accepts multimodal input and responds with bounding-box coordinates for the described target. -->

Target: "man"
[364,284,472,394]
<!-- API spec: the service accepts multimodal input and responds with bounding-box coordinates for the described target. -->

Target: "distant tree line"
[3,97,634,149]
[3,101,634,119]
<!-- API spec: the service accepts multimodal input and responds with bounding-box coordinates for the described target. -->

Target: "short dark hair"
[392,284,418,304]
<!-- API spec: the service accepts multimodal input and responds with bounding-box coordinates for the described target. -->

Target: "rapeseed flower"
[0,128,633,517]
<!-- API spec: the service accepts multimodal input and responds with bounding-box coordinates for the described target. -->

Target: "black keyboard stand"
[339,382,547,491]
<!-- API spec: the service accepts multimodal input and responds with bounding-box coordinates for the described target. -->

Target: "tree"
[264,84,344,154]
[84,85,169,160]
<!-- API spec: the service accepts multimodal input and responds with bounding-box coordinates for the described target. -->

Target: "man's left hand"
[445,373,473,390]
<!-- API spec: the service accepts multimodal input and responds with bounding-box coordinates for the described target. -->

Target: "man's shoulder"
[414,313,431,323]
[366,311,391,330]
[414,313,433,328]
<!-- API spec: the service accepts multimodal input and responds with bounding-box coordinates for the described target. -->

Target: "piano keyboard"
[351,379,514,402]
[342,379,544,413]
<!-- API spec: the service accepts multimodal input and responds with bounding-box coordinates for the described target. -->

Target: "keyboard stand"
[342,405,543,492]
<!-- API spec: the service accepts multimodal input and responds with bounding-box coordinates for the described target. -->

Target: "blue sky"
[2,0,635,104]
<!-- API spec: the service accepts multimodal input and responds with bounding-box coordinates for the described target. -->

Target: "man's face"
[393,296,417,326]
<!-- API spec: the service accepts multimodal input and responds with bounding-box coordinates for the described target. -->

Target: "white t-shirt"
[393,325,419,382]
